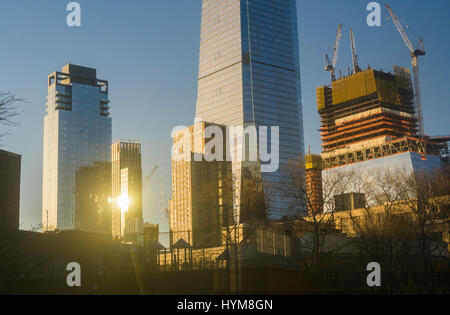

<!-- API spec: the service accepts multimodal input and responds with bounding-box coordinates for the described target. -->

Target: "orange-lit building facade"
[305,152,323,215]
[170,122,233,249]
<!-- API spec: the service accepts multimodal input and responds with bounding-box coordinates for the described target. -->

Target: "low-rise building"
[0,149,21,232]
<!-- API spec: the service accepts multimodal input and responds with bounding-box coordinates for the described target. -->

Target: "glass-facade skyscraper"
[195,0,305,220]
[42,64,112,232]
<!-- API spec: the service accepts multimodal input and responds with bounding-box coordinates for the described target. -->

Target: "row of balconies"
[100,98,110,116]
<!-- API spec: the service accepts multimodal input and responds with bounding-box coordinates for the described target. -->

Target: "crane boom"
[385,5,414,53]
[386,5,426,138]
[332,24,343,70]
[324,24,343,81]
[350,28,361,74]
[144,166,158,185]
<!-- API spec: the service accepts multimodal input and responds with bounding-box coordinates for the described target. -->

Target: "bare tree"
[282,160,354,274]
[0,91,24,139]
[344,170,415,294]
[397,169,450,293]
[19,223,43,233]
[346,168,450,294]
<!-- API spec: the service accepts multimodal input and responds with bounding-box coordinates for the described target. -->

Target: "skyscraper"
[195,0,305,220]
[42,64,112,232]
[170,122,234,249]
[111,141,143,242]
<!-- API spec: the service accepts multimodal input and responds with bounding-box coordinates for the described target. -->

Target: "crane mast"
[386,5,426,138]
[324,24,343,81]
[350,28,361,74]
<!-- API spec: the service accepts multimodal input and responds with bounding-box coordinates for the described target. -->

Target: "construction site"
[316,6,449,172]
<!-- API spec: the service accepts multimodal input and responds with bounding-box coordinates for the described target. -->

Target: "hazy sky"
[1,0,449,233]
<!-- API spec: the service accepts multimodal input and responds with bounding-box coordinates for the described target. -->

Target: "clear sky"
[1,0,449,233]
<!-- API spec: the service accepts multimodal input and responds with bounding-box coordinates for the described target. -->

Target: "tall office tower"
[111,141,143,242]
[42,64,112,232]
[195,0,305,221]
[170,122,234,249]
[0,149,21,232]
[305,149,323,215]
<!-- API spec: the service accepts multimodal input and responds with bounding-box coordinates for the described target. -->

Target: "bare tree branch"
[0,91,25,139]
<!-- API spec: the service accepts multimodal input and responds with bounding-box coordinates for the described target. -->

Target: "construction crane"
[324,24,343,81]
[350,28,361,74]
[386,5,426,138]
[144,166,158,185]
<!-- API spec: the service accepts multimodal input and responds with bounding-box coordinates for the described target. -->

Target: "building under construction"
[314,64,447,214]
[316,66,444,170]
